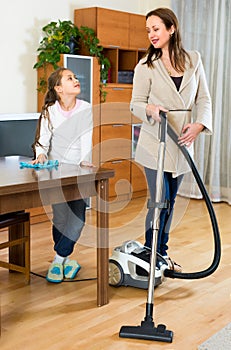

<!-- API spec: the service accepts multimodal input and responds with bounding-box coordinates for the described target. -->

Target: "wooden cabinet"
[74,7,148,199]
[74,7,149,50]
[104,49,141,84]
[74,7,130,48]
[75,7,148,85]
[100,86,132,197]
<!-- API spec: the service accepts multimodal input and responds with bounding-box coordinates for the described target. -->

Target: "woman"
[32,67,94,282]
[130,8,212,271]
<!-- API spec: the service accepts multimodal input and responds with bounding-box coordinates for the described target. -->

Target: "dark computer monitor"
[0,119,38,157]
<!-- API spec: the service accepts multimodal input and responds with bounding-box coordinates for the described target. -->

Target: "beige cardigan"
[130,50,212,177]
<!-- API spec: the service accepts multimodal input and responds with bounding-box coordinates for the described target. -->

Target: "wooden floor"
[0,196,230,349]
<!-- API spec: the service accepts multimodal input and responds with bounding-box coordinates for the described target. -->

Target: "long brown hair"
[144,8,192,71]
[32,67,68,156]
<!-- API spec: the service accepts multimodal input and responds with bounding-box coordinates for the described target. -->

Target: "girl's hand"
[32,154,47,165]
[178,123,204,147]
[145,104,168,122]
[80,161,96,168]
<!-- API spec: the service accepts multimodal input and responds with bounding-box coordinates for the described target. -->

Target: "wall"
[0,0,170,115]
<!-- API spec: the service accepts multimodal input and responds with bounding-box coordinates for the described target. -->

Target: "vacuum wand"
[119,112,173,343]
[147,112,167,305]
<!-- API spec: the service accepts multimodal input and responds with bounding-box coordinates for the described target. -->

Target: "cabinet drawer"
[101,101,131,125]
[102,160,131,197]
[131,161,147,193]
[104,85,132,103]
[101,124,131,162]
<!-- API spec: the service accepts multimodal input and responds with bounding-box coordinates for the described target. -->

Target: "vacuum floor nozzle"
[119,321,173,343]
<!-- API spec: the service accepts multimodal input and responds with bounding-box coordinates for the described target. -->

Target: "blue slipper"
[46,262,63,283]
[64,260,81,279]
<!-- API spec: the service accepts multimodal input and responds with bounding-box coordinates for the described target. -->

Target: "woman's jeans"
[144,167,183,256]
[52,199,86,257]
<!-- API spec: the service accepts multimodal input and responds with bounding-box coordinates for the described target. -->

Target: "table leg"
[96,178,109,306]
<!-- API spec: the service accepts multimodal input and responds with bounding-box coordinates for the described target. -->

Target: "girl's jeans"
[144,167,183,256]
[52,199,86,257]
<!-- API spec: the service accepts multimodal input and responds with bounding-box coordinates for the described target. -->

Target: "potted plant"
[33,20,80,91]
[33,20,110,100]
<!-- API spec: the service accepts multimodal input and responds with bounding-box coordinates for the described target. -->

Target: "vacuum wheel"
[109,259,124,287]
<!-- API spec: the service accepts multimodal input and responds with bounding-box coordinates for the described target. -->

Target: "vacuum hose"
[163,114,221,280]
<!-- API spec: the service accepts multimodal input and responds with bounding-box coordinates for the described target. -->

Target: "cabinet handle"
[138,48,147,51]
[111,160,123,164]
[112,124,124,127]
[108,45,120,48]
[112,88,124,91]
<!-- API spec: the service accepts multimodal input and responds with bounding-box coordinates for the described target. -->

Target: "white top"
[35,99,93,165]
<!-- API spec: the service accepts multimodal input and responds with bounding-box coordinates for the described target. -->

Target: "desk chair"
[0,118,36,284]
[0,211,30,284]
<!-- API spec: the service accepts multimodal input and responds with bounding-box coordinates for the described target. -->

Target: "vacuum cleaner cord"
[163,117,221,280]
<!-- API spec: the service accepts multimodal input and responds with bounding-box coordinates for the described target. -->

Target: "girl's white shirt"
[35,99,93,165]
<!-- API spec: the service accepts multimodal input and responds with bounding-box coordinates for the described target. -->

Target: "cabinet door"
[97,8,130,47]
[104,85,132,102]
[131,160,147,194]
[100,124,131,162]
[102,159,131,197]
[101,102,131,125]
[101,86,132,126]
[74,7,129,48]
[129,14,149,50]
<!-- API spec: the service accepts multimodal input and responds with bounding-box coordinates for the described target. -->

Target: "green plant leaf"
[34,19,111,98]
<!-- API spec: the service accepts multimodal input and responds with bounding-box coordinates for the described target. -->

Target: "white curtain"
[171,0,231,204]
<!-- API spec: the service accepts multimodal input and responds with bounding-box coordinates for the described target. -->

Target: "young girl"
[131,8,212,271]
[32,67,94,283]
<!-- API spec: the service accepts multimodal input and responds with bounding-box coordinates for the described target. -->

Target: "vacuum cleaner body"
[109,240,168,289]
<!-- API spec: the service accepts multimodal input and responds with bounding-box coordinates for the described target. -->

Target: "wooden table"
[0,156,114,306]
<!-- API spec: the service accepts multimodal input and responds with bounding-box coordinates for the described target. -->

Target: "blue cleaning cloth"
[20,160,59,169]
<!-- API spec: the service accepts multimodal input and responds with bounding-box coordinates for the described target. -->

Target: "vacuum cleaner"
[109,240,168,289]
[116,111,221,343]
